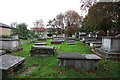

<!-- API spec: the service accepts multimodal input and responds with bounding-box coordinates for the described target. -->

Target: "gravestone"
[81,37,97,43]
[38,38,47,41]
[0,38,19,52]
[30,45,55,56]
[54,38,64,42]
[92,36,120,60]
[66,40,75,45]
[51,40,62,44]
[51,38,64,44]
[85,40,101,46]
[57,52,101,71]
[90,41,102,48]
[0,55,25,77]
[27,38,30,44]
[102,36,120,52]
[20,39,24,45]
[79,32,87,40]
[34,42,47,45]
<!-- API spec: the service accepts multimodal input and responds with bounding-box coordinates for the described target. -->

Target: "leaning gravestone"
[57,52,101,71]
[0,55,25,77]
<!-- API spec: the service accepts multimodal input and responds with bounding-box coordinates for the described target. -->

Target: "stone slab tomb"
[66,40,75,45]
[34,42,47,46]
[81,37,96,42]
[102,36,120,52]
[38,38,47,41]
[92,36,120,60]
[92,48,120,60]
[57,52,101,71]
[51,38,64,44]
[0,55,25,77]
[84,40,102,48]
[30,45,55,56]
[90,41,102,48]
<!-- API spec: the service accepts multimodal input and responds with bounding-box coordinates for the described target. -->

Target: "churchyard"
[0,1,119,79]
[0,37,119,78]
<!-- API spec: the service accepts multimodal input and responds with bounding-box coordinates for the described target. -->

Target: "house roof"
[0,22,12,29]
[31,27,47,32]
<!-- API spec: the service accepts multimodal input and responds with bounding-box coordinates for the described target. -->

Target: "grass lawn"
[7,39,119,78]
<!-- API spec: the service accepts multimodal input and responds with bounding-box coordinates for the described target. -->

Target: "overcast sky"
[0,0,82,29]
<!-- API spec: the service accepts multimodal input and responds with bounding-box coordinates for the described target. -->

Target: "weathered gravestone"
[51,40,62,44]
[102,36,120,52]
[57,52,101,71]
[38,38,47,41]
[66,40,75,45]
[51,38,64,44]
[20,39,24,45]
[27,38,30,44]
[81,37,96,43]
[79,32,87,40]
[0,50,6,56]
[90,41,102,48]
[30,45,55,56]
[92,36,120,60]
[34,42,47,45]
[0,38,20,53]
[85,40,102,47]
[0,55,25,77]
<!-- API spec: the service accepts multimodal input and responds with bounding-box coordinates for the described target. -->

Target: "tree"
[14,23,29,39]
[33,19,44,27]
[80,0,96,17]
[47,19,57,34]
[63,10,81,36]
[47,10,82,36]
[82,2,120,35]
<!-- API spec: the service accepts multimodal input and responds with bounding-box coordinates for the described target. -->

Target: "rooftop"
[0,22,11,29]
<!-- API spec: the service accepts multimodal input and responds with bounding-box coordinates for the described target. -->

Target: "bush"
[96,60,120,78]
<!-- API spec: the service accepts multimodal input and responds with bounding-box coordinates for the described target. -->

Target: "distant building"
[0,23,12,36]
[30,27,47,37]
[31,27,47,32]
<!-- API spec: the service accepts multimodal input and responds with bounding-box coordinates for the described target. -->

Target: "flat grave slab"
[66,40,75,45]
[38,38,47,41]
[30,45,55,56]
[51,38,64,44]
[36,41,43,43]
[57,52,101,70]
[54,38,65,42]
[0,55,25,76]
[51,40,63,44]
[34,42,47,45]
[92,48,120,60]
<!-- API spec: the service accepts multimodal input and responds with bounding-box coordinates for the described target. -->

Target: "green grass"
[6,39,120,78]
